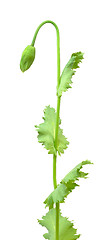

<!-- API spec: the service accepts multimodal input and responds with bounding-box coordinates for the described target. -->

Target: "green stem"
[53,154,57,189]
[31,20,61,240]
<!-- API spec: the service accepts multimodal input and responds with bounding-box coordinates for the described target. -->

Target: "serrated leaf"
[38,208,80,240]
[57,52,84,96]
[62,160,91,183]
[44,183,69,208]
[35,106,69,155]
[44,160,92,208]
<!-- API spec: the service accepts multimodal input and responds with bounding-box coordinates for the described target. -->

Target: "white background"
[0,0,109,239]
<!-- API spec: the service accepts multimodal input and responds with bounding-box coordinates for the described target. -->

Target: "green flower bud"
[20,45,35,72]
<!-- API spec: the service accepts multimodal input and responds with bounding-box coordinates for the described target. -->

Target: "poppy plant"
[20,20,92,240]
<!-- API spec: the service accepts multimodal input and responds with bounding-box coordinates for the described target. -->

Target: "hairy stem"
[31,20,61,240]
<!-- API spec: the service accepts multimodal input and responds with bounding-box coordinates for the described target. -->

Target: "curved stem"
[31,20,60,88]
[31,20,61,240]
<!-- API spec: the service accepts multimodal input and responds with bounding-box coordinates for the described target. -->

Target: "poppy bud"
[20,45,35,72]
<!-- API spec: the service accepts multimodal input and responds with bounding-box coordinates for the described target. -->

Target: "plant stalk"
[53,26,61,240]
[31,20,61,240]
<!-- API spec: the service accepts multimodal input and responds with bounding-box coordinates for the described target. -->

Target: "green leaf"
[57,52,84,96]
[44,183,69,208]
[44,160,92,208]
[35,106,69,155]
[62,160,91,183]
[38,208,80,240]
